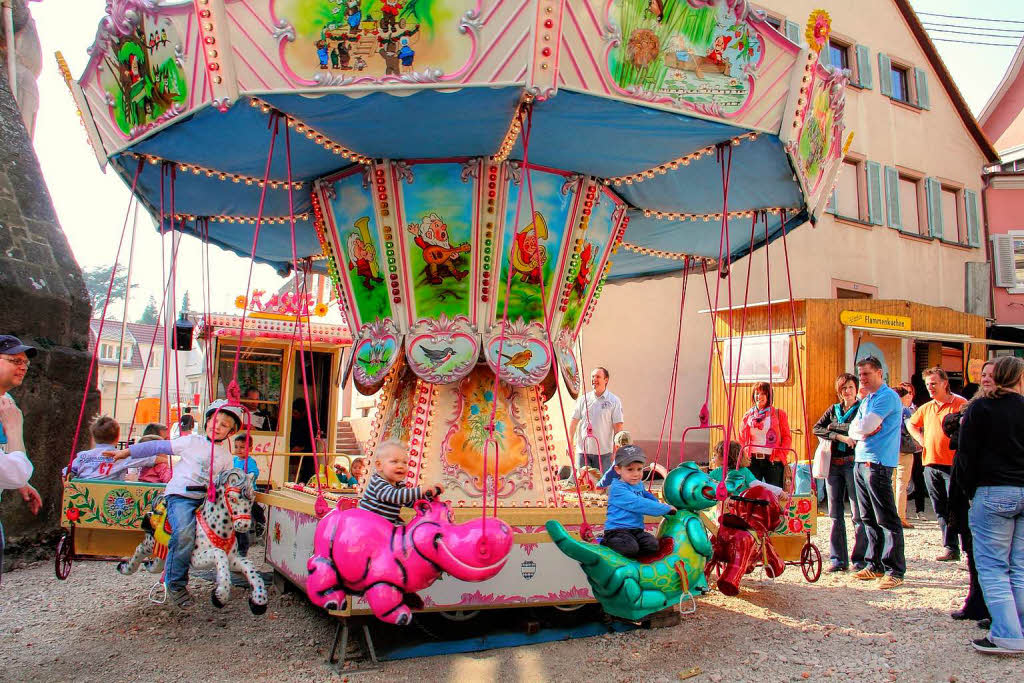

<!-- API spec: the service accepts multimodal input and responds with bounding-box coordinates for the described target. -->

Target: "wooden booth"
[710,299,990,465]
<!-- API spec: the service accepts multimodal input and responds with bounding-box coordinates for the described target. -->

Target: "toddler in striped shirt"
[358,440,444,523]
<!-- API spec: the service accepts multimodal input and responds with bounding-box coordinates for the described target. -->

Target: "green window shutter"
[866,161,884,225]
[926,177,943,239]
[992,235,1018,287]
[855,45,873,89]
[914,67,930,109]
[785,20,801,45]
[884,166,902,230]
[826,188,837,214]
[965,189,980,247]
[878,53,893,97]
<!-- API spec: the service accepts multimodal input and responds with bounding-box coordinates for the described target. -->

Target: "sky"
[24,0,1024,321]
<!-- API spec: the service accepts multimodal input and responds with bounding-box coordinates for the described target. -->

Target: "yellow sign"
[967,358,984,383]
[840,310,911,331]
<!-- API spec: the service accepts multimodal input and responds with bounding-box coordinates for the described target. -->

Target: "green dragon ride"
[546,462,719,621]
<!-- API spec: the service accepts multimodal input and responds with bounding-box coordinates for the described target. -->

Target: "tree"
[139,296,159,325]
[82,264,137,317]
[179,290,191,318]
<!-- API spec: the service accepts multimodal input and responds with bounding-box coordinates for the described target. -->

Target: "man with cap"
[601,444,676,558]
[0,335,43,583]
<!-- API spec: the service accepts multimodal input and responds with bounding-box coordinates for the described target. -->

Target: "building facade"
[583,0,998,460]
[977,40,1024,347]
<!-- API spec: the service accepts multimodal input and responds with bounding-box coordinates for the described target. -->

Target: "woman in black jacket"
[955,356,1024,655]
[813,373,866,573]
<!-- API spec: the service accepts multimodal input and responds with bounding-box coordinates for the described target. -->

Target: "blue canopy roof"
[109,86,806,277]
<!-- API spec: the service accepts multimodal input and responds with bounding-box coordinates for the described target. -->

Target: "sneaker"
[936,549,961,562]
[878,575,904,590]
[951,609,988,621]
[977,619,992,630]
[853,567,884,580]
[972,638,1023,655]
[828,563,847,573]
[168,588,194,608]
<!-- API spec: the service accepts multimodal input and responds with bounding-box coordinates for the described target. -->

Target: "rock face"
[0,4,95,549]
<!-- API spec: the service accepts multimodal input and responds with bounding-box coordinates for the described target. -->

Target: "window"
[898,175,922,235]
[100,343,116,360]
[217,344,284,432]
[940,186,964,243]
[827,40,850,71]
[891,64,910,103]
[836,287,872,300]
[721,334,792,384]
[833,159,863,220]
[879,54,930,109]
[764,14,782,30]
[993,232,1024,291]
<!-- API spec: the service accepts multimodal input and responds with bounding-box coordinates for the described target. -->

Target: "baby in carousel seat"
[357,440,443,524]
[601,445,676,559]
[67,416,167,481]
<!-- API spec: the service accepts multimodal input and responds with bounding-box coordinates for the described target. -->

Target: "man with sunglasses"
[0,335,43,583]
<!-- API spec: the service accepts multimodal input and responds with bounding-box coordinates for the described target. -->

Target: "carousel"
[59,0,849,634]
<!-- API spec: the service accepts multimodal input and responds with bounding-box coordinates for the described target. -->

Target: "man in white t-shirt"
[568,367,624,472]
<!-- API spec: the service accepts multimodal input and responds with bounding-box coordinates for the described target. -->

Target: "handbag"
[899,427,922,454]
[812,437,831,479]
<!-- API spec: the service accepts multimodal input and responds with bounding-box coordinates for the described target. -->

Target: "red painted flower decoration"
[788,517,804,533]
[66,507,80,522]
[797,498,812,514]
[273,522,282,544]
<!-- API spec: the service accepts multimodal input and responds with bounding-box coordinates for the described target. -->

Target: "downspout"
[2,1,16,104]
[981,173,995,322]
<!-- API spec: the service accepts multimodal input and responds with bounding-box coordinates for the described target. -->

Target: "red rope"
[127,225,186,438]
[168,165,184,423]
[284,124,324,504]
[158,165,171,428]
[66,159,144,474]
[780,214,814,493]
[648,258,690,492]
[483,102,535,529]
[206,113,281,501]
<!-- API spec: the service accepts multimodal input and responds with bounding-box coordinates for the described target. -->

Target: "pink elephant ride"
[306,497,513,624]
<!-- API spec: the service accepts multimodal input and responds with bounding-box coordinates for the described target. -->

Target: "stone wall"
[0,7,95,550]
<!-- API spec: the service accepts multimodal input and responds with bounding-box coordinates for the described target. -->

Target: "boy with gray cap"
[601,444,676,558]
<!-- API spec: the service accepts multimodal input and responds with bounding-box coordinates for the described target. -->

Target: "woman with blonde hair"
[955,356,1024,654]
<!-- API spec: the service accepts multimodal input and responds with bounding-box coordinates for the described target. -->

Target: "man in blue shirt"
[848,356,905,588]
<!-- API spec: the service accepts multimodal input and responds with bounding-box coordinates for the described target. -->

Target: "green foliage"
[179,290,191,318]
[82,264,138,315]
[138,296,159,325]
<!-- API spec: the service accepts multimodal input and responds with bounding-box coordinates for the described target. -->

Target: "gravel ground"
[0,513,1019,682]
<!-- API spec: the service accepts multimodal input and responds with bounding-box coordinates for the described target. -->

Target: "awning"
[846,325,1024,349]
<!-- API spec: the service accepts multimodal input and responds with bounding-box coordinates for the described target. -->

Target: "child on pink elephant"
[306,441,513,624]
[357,440,443,523]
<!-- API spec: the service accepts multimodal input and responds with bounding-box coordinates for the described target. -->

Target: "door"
[853,332,902,385]
[288,350,334,482]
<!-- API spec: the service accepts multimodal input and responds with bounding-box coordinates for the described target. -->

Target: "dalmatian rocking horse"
[118,468,268,614]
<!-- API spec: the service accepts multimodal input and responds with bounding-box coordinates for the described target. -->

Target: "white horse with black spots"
[118,468,268,614]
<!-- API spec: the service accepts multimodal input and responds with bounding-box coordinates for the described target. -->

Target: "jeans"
[925,464,959,554]
[825,462,866,569]
[237,502,266,558]
[748,458,785,488]
[910,452,928,513]
[579,452,611,471]
[969,486,1024,650]
[854,462,905,577]
[891,454,914,521]
[601,528,659,558]
[164,494,203,592]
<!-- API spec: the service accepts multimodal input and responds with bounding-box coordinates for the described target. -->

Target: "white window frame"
[1004,230,1024,294]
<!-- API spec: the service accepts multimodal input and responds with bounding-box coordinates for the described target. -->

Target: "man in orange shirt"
[907,367,968,562]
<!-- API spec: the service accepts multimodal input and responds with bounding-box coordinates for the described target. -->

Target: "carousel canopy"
[69,1,847,278]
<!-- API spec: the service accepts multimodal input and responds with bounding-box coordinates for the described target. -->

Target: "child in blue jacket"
[601,445,675,558]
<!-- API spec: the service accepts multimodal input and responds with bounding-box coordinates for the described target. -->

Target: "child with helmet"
[105,398,246,607]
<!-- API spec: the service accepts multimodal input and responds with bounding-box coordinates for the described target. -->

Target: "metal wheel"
[438,609,480,622]
[800,542,822,583]
[54,531,73,580]
[553,603,586,612]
